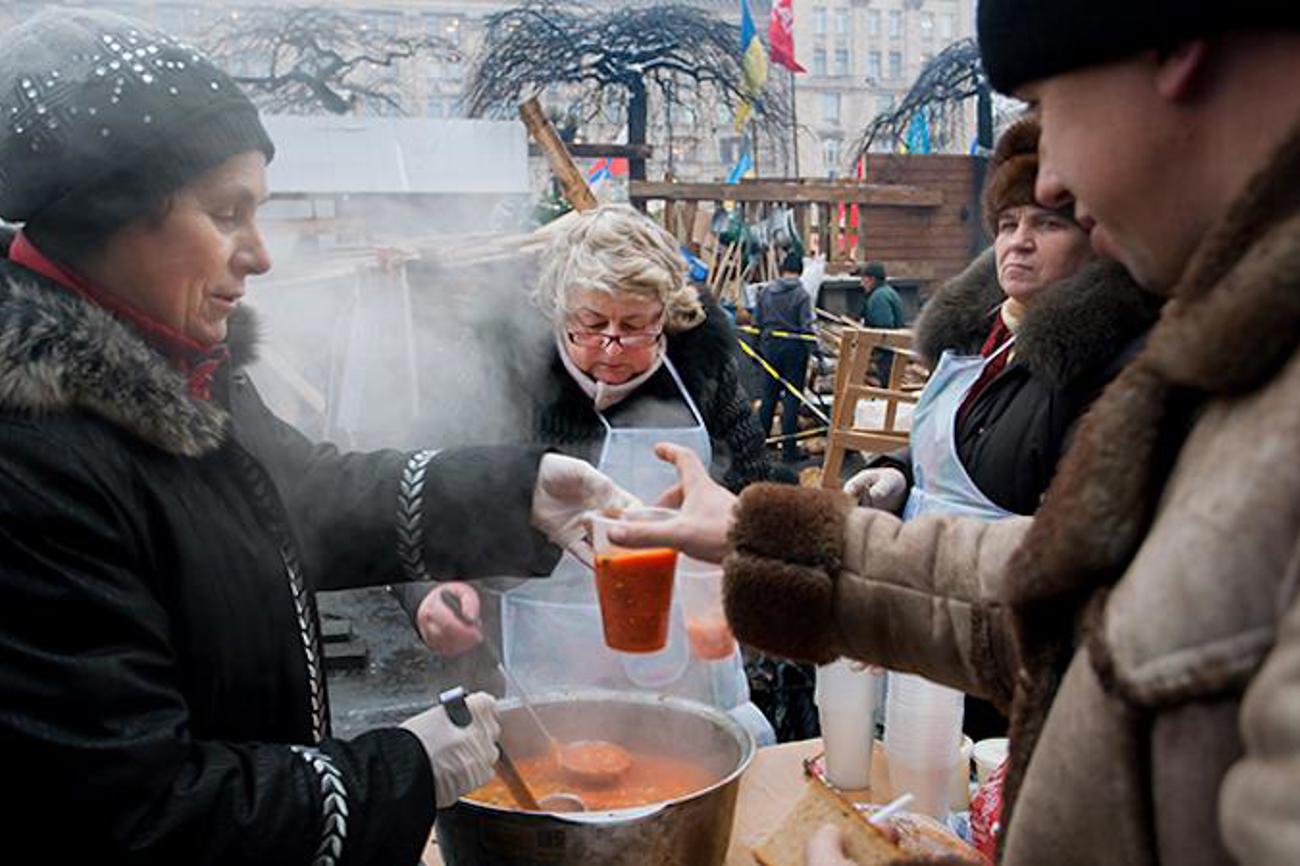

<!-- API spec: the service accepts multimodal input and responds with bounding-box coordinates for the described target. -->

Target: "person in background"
[756,250,816,463]
[857,260,904,330]
[845,117,1160,741]
[0,10,630,864]
[856,260,905,384]
[398,204,775,744]
[615,3,1300,864]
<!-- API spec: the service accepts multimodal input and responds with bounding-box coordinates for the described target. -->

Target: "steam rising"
[247,200,554,452]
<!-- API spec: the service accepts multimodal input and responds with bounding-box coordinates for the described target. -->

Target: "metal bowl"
[435,689,757,866]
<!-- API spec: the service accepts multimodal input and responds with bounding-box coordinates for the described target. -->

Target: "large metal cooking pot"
[435,689,756,866]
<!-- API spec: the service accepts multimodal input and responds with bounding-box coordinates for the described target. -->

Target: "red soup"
[593,548,677,653]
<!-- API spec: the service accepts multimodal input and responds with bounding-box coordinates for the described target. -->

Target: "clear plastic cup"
[676,556,737,661]
[883,672,965,818]
[590,508,679,654]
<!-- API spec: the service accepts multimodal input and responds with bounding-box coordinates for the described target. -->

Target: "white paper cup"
[816,660,878,789]
[973,737,1009,785]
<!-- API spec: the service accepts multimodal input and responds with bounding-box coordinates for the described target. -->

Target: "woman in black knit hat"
[0,9,634,865]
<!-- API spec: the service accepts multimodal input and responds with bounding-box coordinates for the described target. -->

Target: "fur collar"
[914,248,1161,388]
[0,261,259,457]
[998,121,1300,840]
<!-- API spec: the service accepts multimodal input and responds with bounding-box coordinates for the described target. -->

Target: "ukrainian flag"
[736,0,768,130]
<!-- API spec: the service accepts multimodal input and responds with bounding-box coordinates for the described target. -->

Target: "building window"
[719,136,744,166]
[888,10,902,38]
[813,48,828,76]
[867,50,882,82]
[921,12,933,39]
[866,10,880,37]
[822,138,842,176]
[888,51,903,80]
[940,13,955,40]
[834,7,849,36]
[813,6,827,35]
[820,91,841,124]
[876,93,895,114]
[834,48,850,77]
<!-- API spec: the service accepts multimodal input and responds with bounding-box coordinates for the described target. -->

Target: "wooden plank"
[562,142,654,160]
[518,97,597,213]
[629,180,942,207]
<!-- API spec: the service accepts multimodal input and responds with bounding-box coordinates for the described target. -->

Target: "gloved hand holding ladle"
[439,589,633,807]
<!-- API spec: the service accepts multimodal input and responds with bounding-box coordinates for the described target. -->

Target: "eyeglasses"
[566,329,663,350]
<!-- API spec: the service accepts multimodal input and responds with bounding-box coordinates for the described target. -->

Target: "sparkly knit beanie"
[978,0,1300,94]
[0,8,273,228]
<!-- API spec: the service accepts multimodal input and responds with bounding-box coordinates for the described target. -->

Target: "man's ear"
[1154,40,1211,101]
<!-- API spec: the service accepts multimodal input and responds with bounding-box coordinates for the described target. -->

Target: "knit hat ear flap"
[982,117,1041,234]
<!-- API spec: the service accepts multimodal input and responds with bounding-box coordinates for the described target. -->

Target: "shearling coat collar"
[914,248,1161,389]
[0,261,259,457]
[998,121,1300,838]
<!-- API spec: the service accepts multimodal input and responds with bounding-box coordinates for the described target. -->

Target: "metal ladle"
[439,589,591,813]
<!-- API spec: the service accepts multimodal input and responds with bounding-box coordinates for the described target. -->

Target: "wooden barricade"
[820,328,925,489]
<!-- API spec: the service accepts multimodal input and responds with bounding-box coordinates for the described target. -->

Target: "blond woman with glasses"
[397,204,776,744]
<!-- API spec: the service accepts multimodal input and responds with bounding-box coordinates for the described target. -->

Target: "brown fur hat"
[982,117,1041,233]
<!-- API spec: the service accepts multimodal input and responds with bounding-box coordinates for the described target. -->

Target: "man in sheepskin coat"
[612,6,1300,866]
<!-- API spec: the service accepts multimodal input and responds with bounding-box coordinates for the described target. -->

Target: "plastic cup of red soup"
[677,557,736,661]
[590,508,679,653]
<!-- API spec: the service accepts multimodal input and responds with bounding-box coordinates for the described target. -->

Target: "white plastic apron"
[902,339,1017,522]
[502,359,774,743]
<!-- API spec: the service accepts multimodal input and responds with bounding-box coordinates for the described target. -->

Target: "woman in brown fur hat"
[841,119,1162,738]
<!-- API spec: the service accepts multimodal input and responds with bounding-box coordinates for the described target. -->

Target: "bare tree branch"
[850,38,984,162]
[467,0,792,168]
[196,7,460,116]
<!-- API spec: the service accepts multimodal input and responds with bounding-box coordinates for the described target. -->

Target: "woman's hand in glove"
[531,453,640,566]
[415,582,483,657]
[842,467,908,514]
[400,692,500,808]
[607,443,737,564]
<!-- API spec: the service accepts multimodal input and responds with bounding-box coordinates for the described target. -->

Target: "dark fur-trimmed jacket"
[722,123,1300,865]
[0,250,557,866]
[532,298,770,493]
[870,252,1161,514]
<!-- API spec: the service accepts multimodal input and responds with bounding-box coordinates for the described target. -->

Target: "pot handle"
[553,803,667,825]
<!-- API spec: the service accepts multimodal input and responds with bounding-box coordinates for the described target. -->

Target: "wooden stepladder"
[820,328,926,489]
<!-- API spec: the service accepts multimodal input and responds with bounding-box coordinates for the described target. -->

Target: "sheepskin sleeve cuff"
[723,483,852,664]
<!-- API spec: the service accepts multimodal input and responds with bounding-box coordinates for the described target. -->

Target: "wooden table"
[423,738,893,866]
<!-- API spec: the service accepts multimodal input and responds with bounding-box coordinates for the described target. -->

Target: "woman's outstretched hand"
[606,443,738,563]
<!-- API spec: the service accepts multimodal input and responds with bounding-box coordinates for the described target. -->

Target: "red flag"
[768,0,804,73]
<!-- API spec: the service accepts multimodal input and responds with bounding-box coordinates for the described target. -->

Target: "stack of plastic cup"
[815,659,879,790]
[883,672,965,818]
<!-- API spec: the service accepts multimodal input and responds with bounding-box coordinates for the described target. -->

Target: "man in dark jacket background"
[756,251,815,463]
[856,260,905,383]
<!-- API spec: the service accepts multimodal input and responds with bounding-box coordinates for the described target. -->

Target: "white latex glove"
[400,692,500,808]
[415,581,483,657]
[530,453,640,566]
[842,466,908,514]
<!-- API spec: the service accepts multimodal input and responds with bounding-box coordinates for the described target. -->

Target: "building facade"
[3,0,976,181]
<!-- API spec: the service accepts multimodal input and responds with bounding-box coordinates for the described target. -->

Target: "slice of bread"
[753,779,904,866]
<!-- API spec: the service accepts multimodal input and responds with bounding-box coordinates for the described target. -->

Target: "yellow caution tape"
[737,337,831,425]
[738,324,819,342]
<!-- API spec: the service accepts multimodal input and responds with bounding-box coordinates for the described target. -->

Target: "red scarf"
[8,231,229,400]
[955,313,1014,429]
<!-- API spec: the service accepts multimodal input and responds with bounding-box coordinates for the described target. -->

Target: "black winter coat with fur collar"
[871,252,1161,515]
[0,253,557,866]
